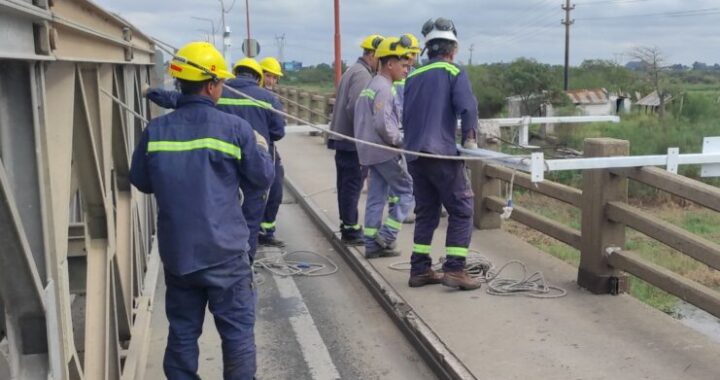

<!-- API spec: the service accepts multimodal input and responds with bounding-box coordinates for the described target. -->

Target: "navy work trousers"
[260,149,284,238]
[334,149,364,237]
[408,158,474,276]
[242,188,267,264]
[163,255,256,380]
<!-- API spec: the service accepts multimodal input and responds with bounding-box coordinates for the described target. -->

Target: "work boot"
[374,235,397,250]
[365,246,401,259]
[341,233,364,246]
[341,225,364,246]
[408,269,444,288]
[403,212,416,224]
[442,270,482,290]
[258,235,285,248]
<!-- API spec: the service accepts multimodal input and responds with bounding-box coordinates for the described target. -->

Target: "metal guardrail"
[0,1,159,379]
[473,138,720,319]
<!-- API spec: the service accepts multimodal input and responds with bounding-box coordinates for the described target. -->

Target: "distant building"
[505,94,551,118]
[635,91,673,114]
[282,61,303,72]
[565,88,631,116]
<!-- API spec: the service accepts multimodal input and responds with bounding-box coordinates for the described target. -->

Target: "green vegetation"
[282,63,339,94]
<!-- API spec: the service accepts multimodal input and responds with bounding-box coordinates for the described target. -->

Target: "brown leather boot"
[442,270,482,290]
[408,269,444,288]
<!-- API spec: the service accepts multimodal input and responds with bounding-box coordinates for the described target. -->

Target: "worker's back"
[130,94,274,276]
[402,60,477,158]
[217,77,286,145]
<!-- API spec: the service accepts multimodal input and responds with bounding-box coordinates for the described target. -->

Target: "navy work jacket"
[402,59,478,161]
[130,95,274,275]
[147,77,286,145]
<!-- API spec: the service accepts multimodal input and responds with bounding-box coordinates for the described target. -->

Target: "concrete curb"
[284,175,476,380]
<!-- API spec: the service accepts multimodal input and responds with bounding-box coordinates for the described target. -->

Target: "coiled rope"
[389,250,566,298]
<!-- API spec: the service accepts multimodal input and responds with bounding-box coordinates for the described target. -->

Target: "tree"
[628,46,672,119]
[503,58,557,116]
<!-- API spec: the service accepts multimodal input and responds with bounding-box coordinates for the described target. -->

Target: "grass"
[285,83,335,95]
[504,191,720,313]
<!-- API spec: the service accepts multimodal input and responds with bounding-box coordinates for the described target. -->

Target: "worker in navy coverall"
[146,58,285,263]
[130,42,274,379]
[403,19,483,290]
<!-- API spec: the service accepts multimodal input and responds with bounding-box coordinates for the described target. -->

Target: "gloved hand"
[254,130,268,152]
[463,138,478,150]
[141,83,150,97]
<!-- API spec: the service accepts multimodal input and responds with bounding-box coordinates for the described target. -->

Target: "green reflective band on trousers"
[387,195,400,204]
[446,246,469,257]
[384,218,402,230]
[407,62,460,79]
[148,138,242,160]
[260,221,276,229]
[364,227,378,237]
[359,89,376,100]
[413,244,432,254]
[217,98,273,109]
[344,224,361,230]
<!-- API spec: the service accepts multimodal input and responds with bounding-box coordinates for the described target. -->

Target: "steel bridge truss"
[0,1,160,379]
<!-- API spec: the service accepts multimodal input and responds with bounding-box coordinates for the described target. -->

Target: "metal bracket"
[701,137,720,177]
[530,152,545,183]
[665,147,679,174]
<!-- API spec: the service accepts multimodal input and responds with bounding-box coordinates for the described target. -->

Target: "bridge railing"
[473,137,720,318]
[276,86,334,125]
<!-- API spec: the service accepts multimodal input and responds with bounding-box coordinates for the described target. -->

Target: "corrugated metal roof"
[636,91,673,107]
[565,88,608,105]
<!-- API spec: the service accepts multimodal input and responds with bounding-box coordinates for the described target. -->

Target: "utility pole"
[468,44,474,66]
[562,0,575,91]
[245,0,252,56]
[219,0,233,64]
[333,0,341,88]
[275,34,286,63]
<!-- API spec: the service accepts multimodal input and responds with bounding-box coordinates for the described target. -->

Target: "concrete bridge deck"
[274,132,720,379]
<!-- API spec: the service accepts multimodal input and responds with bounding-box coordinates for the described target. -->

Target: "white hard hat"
[425,29,458,44]
[422,18,459,44]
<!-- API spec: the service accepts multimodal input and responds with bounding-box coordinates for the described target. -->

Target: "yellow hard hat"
[402,33,422,54]
[232,57,265,82]
[259,57,284,77]
[168,41,234,81]
[360,34,384,51]
[374,36,413,59]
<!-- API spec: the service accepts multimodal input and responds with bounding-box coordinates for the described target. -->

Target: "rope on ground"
[388,251,566,298]
[253,247,339,281]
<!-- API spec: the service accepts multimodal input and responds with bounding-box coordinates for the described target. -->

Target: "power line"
[466,0,556,42]
[577,7,720,20]
[575,0,649,5]
[563,0,575,91]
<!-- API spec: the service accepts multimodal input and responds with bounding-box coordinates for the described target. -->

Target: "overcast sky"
[95,0,720,66]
